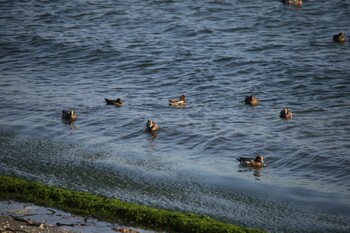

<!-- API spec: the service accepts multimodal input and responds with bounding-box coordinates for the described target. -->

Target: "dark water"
[1,0,350,232]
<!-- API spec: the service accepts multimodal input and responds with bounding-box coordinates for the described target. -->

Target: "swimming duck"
[245,95,259,106]
[237,155,265,168]
[62,110,76,121]
[333,33,346,43]
[169,95,186,106]
[105,98,123,107]
[280,107,292,119]
[145,119,159,132]
[282,0,302,6]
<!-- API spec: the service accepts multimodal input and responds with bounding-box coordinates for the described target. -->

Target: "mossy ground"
[0,175,263,233]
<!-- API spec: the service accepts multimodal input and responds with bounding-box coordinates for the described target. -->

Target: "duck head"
[115,98,123,106]
[283,108,289,115]
[254,155,264,163]
[179,95,186,102]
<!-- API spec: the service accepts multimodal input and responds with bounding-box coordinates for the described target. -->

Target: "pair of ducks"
[145,95,186,132]
[62,111,159,132]
[104,95,186,107]
[148,121,265,168]
[61,98,124,121]
[333,32,347,43]
[245,95,293,120]
[283,1,346,42]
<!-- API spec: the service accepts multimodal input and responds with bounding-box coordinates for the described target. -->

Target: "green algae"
[0,175,263,233]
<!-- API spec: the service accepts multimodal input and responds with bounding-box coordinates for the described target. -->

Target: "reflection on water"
[238,166,263,180]
[146,131,158,140]
[61,119,76,129]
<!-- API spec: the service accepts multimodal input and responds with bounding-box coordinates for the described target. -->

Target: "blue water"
[1,0,350,232]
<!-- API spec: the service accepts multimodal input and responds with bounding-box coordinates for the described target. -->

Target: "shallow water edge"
[1,131,350,232]
[0,175,263,233]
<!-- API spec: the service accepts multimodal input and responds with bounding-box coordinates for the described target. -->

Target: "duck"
[237,155,265,168]
[282,0,302,6]
[104,98,123,107]
[280,107,292,119]
[145,119,159,132]
[62,110,76,121]
[333,32,346,43]
[245,95,259,106]
[169,95,186,106]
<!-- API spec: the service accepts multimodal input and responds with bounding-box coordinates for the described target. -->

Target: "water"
[1,0,350,232]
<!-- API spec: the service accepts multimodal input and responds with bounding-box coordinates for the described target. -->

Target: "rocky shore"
[0,215,72,233]
[0,200,151,233]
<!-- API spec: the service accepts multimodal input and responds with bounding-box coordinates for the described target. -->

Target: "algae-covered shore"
[0,175,263,233]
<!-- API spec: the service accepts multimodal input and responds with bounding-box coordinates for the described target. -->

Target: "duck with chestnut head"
[237,155,265,168]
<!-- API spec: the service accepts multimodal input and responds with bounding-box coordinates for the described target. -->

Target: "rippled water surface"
[1,0,350,232]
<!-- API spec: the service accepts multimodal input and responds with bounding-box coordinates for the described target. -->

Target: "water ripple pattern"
[1,0,350,232]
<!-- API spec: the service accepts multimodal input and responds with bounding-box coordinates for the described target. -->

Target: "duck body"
[145,120,159,132]
[105,98,123,107]
[333,33,346,43]
[245,95,259,106]
[237,155,265,168]
[280,107,292,119]
[169,95,186,107]
[282,0,302,6]
[62,110,76,121]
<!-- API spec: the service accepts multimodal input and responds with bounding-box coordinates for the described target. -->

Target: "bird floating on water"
[282,0,302,7]
[62,109,76,121]
[237,155,265,168]
[280,107,292,120]
[333,32,346,43]
[145,119,159,132]
[169,95,186,107]
[245,95,259,106]
[105,98,123,107]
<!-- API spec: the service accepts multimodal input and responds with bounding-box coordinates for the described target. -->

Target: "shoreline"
[0,200,150,233]
[0,175,263,233]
